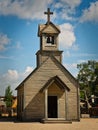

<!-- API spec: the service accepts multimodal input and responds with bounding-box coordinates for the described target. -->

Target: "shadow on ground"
[0,116,18,122]
[0,116,41,123]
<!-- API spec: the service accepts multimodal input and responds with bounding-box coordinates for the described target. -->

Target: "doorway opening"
[48,96,58,118]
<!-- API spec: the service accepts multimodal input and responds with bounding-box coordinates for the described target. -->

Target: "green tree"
[5,86,13,107]
[94,62,98,96]
[77,61,98,97]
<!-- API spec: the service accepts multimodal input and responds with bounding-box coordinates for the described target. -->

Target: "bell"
[47,37,51,43]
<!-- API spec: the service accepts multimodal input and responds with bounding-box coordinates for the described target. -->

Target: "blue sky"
[0,0,98,96]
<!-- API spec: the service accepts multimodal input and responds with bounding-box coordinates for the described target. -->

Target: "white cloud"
[15,41,22,49]
[0,33,10,51]
[72,44,79,50]
[54,0,81,21]
[0,66,33,96]
[60,0,81,9]
[59,23,76,49]
[64,50,71,57]
[80,1,98,23]
[23,66,33,77]
[25,66,33,73]
[72,53,97,57]
[77,59,87,64]
[3,70,19,81]
[64,62,78,77]
[54,0,81,9]
[0,0,53,20]
[64,63,77,69]
[0,55,13,59]
[64,58,98,78]
[0,33,22,51]
[0,0,82,21]
[54,2,63,8]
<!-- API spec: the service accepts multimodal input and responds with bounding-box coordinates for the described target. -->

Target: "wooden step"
[41,118,72,124]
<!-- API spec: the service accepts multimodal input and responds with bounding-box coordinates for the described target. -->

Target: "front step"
[41,118,72,124]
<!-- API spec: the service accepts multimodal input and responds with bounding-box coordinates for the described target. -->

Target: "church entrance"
[48,96,58,118]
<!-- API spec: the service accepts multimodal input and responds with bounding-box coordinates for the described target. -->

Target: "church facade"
[16,8,80,122]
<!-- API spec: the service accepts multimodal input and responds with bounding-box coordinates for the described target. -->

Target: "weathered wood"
[16,9,80,122]
[45,89,48,119]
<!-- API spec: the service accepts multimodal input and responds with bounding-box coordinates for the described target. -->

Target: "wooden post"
[65,90,68,120]
[45,89,48,119]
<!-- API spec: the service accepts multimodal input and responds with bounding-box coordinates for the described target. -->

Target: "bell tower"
[36,8,63,67]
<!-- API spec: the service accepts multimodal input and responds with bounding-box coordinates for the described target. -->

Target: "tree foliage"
[5,86,13,107]
[77,61,98,97]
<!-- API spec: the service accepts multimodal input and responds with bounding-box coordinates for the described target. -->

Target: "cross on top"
[44,8,53,24]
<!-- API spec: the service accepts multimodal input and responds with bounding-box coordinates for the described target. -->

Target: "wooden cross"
[44,8,53,24]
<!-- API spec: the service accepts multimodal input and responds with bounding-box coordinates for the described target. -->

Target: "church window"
[47,36,51,43]
[46,36,54,44]
[51,36,54,44]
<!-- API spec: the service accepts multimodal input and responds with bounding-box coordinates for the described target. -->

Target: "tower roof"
[38,22,60,36]
[38,8,60,36]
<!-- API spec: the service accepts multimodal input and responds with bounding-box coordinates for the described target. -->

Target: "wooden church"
[16,8,80,122]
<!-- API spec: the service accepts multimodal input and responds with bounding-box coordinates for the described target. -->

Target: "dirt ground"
[0,118,98,130]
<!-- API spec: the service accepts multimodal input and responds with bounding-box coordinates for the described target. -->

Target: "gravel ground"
[0,118,98,130]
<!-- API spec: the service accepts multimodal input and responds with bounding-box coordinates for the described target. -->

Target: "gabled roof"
[15,67,38,90]
[16,55,80,90]
[38,22,60,36]
[40,75,70,92]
